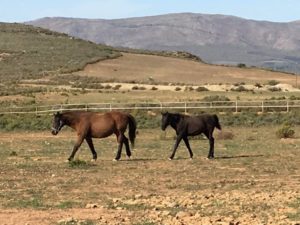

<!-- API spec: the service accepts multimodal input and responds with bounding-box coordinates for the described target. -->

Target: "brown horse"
[51,111,136,161]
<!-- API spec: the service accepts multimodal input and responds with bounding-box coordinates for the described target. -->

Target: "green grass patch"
[68,159,95,169]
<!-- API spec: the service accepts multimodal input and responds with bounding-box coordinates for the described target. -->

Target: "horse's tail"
[127,114,137,148]
[213,114,222,130]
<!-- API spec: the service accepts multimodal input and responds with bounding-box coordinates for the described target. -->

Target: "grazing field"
[78,53,298,86]
[0,127,300,225]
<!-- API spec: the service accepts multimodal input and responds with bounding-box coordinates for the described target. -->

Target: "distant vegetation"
[0,23,120,83]
[116,47,203,62]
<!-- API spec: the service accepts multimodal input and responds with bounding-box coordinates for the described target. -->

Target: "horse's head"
[51,112,65,135]
[161,111,170,131]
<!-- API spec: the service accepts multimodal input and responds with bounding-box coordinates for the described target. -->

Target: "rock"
[57,217,76,224]
[112,198,121,203]
[134,194,143,199]
[85,203,98,208]
[176,211,193,219]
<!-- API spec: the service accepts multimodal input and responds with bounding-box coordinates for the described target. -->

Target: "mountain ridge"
[27,13,300,73]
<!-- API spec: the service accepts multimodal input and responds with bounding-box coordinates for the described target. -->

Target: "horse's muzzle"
[51,128,58,135]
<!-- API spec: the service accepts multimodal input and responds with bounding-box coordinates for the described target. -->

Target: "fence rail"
[1,100,300,115]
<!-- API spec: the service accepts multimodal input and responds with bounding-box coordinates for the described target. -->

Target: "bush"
[267,80,280,86]
[202,95,230,102]
[268,87,281,92]
[195,86,209,92]
[237,63,246,68]
[254,83,263,88]
[276,124,295,139]
[231,86,249,92]
[175,87,181,91]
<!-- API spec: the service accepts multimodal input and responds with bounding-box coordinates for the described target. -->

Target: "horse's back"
[90,111,130,137]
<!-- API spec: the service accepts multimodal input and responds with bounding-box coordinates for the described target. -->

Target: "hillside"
[0,23,120,82]
[27,13,300,73]
[77,52,297,86]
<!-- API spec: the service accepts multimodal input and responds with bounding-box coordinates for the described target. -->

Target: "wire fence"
[1,100,300,115]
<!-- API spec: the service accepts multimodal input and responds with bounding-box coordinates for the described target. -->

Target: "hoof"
[126,156,131,160]
[91,158,97,163]
[113,158,119,162]
[168,157,173,161]
[189,157,193,160]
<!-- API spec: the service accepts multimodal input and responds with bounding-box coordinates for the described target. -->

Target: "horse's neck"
[170,114,182,130]
[63,113,80,128]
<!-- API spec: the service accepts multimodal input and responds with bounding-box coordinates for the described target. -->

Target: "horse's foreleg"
[123,136,131,159]
[169,135,183,160]
[204,130,215,159]
[114,133,124,161]
[85,137,97,161]
[183,136,193,159]
[208,136,215,159]
[68,135,84,161]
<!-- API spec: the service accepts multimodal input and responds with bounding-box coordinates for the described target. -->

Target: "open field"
[78,53,298,86]
[0,127,300,224]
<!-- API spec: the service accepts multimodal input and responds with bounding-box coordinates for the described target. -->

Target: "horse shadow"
[215,154,264,159]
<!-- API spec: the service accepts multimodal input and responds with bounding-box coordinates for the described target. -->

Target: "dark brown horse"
[51,111,136,161]
[161,112,221,160]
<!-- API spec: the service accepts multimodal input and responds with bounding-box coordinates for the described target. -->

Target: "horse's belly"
[89,126,113,138]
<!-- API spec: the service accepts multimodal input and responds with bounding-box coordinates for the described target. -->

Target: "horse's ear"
[161,111,168,116]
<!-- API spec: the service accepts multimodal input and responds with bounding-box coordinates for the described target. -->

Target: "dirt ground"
[0,128,300,225]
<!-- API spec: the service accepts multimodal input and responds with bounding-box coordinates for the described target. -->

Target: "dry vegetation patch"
[0,127,300,224]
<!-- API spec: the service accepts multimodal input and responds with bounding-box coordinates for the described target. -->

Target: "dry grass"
[78,53,298,86]
[0,127,300,224]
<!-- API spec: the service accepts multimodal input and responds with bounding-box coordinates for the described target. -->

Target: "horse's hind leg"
[114,133,124,161]
[183,136,193,159]
[123,135,131,159]
[85,137,97,161]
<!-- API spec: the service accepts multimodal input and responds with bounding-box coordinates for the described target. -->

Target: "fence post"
[85,104,88,111]
[235,101,238,113]
[109,103,112,111]
[261,101,264,113]
[184,102,187,114]
[287,101,289,112]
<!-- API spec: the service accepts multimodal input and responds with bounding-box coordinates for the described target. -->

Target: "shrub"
[195,86,209,92]
[231,86,249,92]
[175,87,181,91]
[237,63,246,68]
[151,86,158,91]
[268,87,281,92]
[267,80,280,86]
[276,124,295,139]
[113,84,122,90]
[202,95,230,102]
[254,83,263,88]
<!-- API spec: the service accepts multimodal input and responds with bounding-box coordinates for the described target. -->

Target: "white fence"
[1,100,300,115]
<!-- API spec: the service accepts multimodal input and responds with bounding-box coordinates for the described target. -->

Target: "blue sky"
[1,0,300,23]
